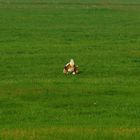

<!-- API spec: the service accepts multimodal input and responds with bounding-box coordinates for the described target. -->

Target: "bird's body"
[63,59,79,74]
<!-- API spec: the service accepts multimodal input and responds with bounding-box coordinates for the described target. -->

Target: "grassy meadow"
[0,0,140,139]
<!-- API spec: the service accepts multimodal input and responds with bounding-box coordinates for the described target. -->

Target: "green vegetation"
[0,0,140,139]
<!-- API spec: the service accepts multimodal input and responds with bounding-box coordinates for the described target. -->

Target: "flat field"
[0,0,140,139]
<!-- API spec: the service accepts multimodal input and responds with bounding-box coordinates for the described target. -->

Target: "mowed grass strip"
[0,127,140,140]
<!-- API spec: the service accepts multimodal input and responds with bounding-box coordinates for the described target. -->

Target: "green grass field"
[0,0,140,139]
